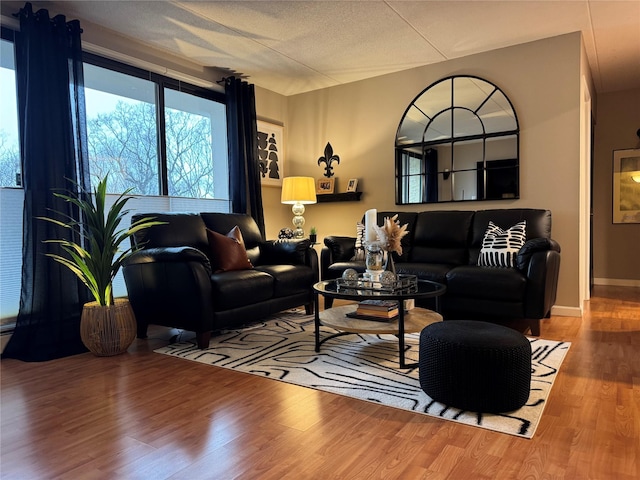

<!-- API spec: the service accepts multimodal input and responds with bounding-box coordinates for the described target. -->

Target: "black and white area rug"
[155,311,570,438]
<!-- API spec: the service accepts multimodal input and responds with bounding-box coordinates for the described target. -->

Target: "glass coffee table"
[313,279,446,368]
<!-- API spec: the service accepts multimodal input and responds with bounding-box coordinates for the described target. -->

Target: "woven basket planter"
[80,298,137,356]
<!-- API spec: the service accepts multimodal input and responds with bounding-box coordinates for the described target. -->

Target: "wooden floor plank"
[1,285,639,479]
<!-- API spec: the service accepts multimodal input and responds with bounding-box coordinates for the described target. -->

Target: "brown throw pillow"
[206,226,253,273]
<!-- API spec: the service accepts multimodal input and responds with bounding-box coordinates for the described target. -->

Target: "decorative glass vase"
[365,242,386,279]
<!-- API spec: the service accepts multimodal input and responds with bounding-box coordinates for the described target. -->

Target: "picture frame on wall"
[346,178,358,192]
[316,178,335,194]
[612,148,640,224]
[257,120,284,187]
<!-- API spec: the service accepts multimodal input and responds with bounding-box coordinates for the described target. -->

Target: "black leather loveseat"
[321,209,560,336]
[123,212,318,349]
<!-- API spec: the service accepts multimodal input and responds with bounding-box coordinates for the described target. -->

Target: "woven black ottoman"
[419,320,532,413]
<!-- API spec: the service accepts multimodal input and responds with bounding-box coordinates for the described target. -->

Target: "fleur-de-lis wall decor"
[317,142,340,178]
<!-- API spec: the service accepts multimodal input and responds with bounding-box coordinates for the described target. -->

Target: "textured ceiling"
[2,1,639,96]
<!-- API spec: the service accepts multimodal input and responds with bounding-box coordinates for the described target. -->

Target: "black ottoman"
[419,320,532,413]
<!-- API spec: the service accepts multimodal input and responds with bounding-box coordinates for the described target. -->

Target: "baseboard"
[551,305,582,317]
[593,278,640,287]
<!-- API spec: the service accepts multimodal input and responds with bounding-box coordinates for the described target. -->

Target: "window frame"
[82,52,227,197]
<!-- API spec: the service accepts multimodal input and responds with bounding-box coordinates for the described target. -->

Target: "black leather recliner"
[321,209,560,335]
[123,212,318,349]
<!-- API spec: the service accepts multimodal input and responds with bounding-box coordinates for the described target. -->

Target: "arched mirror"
[395,75,519,204]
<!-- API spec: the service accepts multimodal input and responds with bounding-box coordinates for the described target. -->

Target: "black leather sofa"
[321,209,560,335]
[123,212,318,349]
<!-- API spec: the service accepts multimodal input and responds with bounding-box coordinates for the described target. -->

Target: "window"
[0,38,20,188]
[164,88,228,199]
[83,60,229,201]
[0,42,231,323]
[83,56,230,297]
[0,33,22,325]
[84,64,159,194]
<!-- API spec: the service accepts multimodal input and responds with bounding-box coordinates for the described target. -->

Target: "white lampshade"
[281,177,317,204]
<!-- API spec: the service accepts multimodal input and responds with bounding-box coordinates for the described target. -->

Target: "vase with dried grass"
[373,214,409,277]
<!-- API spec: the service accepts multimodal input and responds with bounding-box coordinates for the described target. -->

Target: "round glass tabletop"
[313,279,446,301]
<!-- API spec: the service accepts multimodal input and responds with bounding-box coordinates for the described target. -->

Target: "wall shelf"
[316,192,362,203]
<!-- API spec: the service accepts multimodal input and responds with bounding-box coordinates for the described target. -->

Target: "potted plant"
[309,227,318,243]
[41,175,164,356]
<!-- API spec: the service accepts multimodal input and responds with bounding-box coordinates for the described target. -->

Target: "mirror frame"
[395,75,520,204]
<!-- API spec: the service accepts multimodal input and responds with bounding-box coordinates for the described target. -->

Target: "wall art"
[257,120,284,187]
[613,148,640,223]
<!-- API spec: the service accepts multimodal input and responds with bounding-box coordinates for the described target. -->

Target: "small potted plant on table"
[309,227,318,243]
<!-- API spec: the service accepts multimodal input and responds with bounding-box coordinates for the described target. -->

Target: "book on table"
[358,299,414,313]
[356,306,399,317]
[346,300,400,321]
[346,311,399,322]
[357,300,399,311]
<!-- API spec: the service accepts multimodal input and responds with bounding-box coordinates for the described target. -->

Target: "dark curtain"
[2,3,91,361]
[425,148,438,203]
[225,76,265,237]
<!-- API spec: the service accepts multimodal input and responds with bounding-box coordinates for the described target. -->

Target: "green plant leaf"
[40,175,166,307]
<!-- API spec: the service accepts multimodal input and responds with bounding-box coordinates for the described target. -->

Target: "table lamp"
[281,176,317,239]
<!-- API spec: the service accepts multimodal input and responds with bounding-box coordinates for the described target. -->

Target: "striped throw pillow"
[478,221,527,268]
[350,222,366,261]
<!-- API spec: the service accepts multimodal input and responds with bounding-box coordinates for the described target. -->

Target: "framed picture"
[257,120,284,187]
[613,148,640,224]
[346,178,358,192]
[316,178,335,194]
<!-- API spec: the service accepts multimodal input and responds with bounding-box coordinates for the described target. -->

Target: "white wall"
[592,88,640,286]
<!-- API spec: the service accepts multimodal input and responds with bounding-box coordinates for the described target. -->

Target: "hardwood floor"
[1,286,638,479]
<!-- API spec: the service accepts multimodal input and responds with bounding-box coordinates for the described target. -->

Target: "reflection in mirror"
[395,75,519,204]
